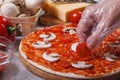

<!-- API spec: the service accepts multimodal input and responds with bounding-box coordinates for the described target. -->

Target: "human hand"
[77,0,120,49]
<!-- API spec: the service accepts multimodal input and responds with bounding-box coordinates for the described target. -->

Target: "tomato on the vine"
[69,10,82,23]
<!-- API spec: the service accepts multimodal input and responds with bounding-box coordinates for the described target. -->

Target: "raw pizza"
[19,23,120,79]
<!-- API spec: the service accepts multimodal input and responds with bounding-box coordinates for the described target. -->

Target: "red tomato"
[76,42,92,60]
[69,10,82,23]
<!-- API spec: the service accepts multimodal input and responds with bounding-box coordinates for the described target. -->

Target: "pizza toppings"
[71,42,80,52]
[42,52,60,62]
[32,41,52,49]
[39,32,56,41]
[71,61,93,69]
[39,34,49,38]
[109,43,120,48]
[63,27,76,35]
[20,23,120,78]
[76,43,92,60]
[104,52,119,62]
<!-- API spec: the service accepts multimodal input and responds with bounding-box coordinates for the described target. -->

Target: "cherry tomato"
[69,10,82,23]
[76,42,92,60]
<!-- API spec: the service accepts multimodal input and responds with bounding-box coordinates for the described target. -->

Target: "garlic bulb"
[0,3,20,17]
[4,0,24,5]
[24,0,44,9]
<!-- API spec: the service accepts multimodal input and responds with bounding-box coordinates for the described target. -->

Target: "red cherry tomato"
[76,42,92,60]
[69,10,82,23]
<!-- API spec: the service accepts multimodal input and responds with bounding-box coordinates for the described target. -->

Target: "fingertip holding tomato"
[69,10,82,23]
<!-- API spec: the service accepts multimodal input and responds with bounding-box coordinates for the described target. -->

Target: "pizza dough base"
[19,42,120,79]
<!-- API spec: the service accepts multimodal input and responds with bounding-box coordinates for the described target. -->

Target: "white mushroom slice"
[32,41,51,49]
[39,34,49,38]
[104,52,119,62]
[63,27,76,35]
[40,32,56,41]
[71,61,92,69]
[71,42,80,52]
[42,52,60,62]
[69,29,76,35]
[109,43,120,48]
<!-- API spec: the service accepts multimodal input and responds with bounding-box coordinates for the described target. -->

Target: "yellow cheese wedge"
[43,0,89,22]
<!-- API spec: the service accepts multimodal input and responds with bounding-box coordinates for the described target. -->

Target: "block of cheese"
[43,0,89,22]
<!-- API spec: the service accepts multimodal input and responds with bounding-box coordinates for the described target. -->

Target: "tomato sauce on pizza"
[20,23,120,78]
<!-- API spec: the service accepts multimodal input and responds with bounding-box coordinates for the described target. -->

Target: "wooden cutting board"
[38,13,65,26]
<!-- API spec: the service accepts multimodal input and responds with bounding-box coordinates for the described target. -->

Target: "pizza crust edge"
[19,41,120,79]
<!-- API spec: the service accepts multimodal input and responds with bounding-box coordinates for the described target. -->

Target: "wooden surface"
[39,13,65,26]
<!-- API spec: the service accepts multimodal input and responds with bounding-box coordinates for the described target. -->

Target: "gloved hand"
[77,0,120,49]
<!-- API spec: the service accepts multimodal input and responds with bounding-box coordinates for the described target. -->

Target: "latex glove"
[77,0,120,49]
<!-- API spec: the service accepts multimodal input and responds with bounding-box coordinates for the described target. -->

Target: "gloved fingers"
[86,19,108,49]
[77,18,94,42]
[86,15,120,49]
[77,4,98,42]
[86,0,120,49]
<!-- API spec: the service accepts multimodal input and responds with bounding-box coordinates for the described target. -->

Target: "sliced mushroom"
[42,52,60,62]
[71,42,80,52]
[104,52,119,61]
[32,41,51,49]
[71,61,93,69]
[39,34,49,38]
[109,43,120,48]
[63,27,76,35]
[39,32,56,41]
